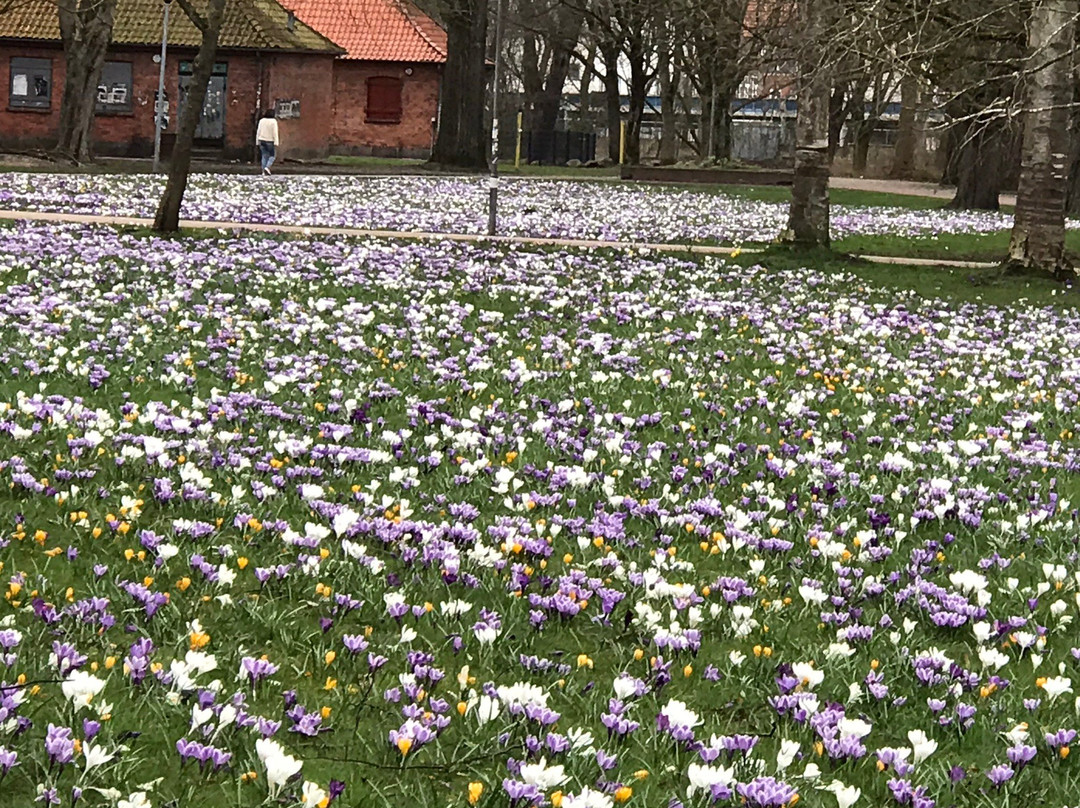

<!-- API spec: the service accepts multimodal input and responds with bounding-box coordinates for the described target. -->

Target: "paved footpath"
[830,176,1018,207]
[0,208,996,270]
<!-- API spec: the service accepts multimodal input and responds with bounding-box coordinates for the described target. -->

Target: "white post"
[152,0,172,174]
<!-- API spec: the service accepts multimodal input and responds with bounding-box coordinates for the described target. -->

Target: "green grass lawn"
[831,229,1080,264]
[730,244,1078,309]
[715,185,1038,264]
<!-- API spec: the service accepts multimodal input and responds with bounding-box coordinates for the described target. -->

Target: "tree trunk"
[579,44,595,128]
[429,0,490,170]
[785,0,830,247]
[828,85,845,159]
[521,31,544,130]
[602,42,621,162]
[625,41,648,165]
[55,0,118,163]
[852,119,875,174]
[1064,89,1080,214]
[534,46,575,134]
[658,48,677,164]
[948,116,1005,210]
[1007,0,1076,277]
[154,0,226,233]
[710,90,733,162]
[891,73,920,179]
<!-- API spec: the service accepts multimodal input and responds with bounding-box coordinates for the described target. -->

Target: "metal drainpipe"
[255,51,264,167]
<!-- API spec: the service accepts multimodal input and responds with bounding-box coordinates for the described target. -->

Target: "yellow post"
[619,120,627,165]
[515,111,523,169]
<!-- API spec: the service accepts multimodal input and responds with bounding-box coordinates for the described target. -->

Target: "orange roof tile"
[286,0,447,63]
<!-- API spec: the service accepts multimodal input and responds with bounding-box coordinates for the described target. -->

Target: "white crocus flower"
[908,729,938,764]
[821,780,861,808]
[563,786,615,808]
[1003,723,1030,745]
[1041,675,1073,701]
[256,739,303,796]
[190,705,214,731]
[83,741,115,771]
[519,757,568,789]
[776,739,801,770]
[838,718,872,739]
[659,699,702,730]
[613,674,639,700]
[792,662,823,689]
[61,671,106,711]
[826,642,855,659]
[686,763,735,798]
[301,781,328,808]
[475,695,501,725]
[118,793,152,808]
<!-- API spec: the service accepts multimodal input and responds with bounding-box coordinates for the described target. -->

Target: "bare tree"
[55,0,119,163]
[154,0,226,233]
[889,71,921,179]
[679,0,794,163]
[513,0,585,133]
[1007,0,1077,276]
[784,0,830,245]
[427,0,491,169]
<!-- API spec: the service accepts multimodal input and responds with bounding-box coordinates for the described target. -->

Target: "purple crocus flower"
[0,746,17,775]
[238,656,279,686]
[1007,744,1037,768]
[736,777,797,808]
[44,724,75,765]
[986,764,1015,787]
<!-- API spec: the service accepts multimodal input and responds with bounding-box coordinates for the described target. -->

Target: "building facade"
[0,45,340,161]
[286,0,448,159]
[0,0,450,161]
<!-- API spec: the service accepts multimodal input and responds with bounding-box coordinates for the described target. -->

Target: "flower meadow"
[0,172,1057,244]
[3,220,1080,808]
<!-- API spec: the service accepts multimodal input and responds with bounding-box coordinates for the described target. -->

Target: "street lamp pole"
[487,0,506,237]
[152,0,172,174]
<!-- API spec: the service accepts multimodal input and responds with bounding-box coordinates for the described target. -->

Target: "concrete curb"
[0,208,998,270]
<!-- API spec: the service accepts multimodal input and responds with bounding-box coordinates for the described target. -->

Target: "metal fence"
[501,129,598,166]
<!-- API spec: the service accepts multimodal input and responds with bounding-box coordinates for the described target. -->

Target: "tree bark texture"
[947,114,1008,210]
[601,42,622,163]
[658,45,678,164]
[55,0,118,163]
[624,37,649,165]
[1007,0,1076,276]
[890,73,920,179]
[711,95,733,162]
[578,44,595,128]
[785,0,830,247]
[828,86,845,159]
[520,4,582,135]
[154,0,226,233]
[429,0,490,169]
[852,120,874,175]
[1064,89,1080,215]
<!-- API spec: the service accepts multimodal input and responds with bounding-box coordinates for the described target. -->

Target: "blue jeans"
[259,141,276,170]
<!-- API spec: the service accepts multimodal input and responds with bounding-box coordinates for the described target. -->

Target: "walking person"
[256,109,280,175]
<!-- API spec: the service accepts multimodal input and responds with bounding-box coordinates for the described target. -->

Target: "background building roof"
[0,0,342,53]
[286,0,447,63]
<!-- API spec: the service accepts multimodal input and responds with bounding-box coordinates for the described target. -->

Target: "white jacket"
[256,118,279,145]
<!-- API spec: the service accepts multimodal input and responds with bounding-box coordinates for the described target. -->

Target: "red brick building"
[286,0,448,158]
[0,0,347,160]
[0,0,449,160]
